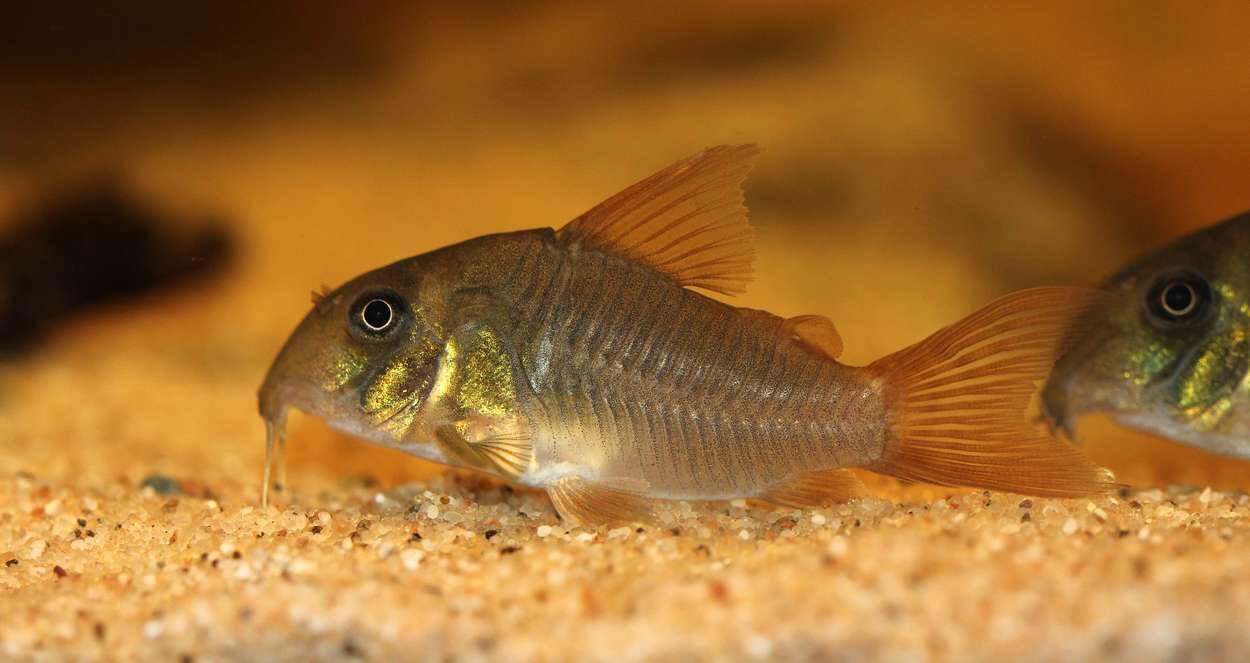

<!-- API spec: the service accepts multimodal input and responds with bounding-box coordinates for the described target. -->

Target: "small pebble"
[401,549,424,570]
[28,540,47,559]
[143,621,163,640]
[746,633,773,659]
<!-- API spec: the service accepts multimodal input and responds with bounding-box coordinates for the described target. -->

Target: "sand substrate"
[3,466,1249,661]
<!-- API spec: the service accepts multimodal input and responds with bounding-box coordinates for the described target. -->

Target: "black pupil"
[1162,282,1194,315]
[362,299,393,330]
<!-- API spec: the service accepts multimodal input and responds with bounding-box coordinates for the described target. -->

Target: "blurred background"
[3,1,1250,493]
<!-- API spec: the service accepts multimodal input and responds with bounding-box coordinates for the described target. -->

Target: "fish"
[1043,211,1250,459]
[258,144,1113,523]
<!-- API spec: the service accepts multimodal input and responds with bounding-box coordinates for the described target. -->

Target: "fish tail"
[865,287,1116,497]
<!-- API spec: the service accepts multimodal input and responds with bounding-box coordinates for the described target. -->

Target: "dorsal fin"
[557,144,758,296]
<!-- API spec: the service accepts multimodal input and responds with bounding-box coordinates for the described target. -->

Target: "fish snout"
[1041,348,1132,442]
[1040,374,1078,440]
[257,341,326,428]
[257,375,293,427]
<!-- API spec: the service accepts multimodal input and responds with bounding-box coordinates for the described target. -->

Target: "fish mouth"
[255,378,332,507]
[1039,368,1127,442]
[1039,315,1129,442]
[257,376,293,507]
[1039,379,1078,441]
[257,364,305,424]
[1041,364,1172,443]
[257,376,426,506]
[1040,408,1073,440]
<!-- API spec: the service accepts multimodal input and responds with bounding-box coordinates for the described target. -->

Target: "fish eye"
[349,290,407,338]
[1161,282,1196,316]
[361,299,394,331]
[1145,273,1211,325]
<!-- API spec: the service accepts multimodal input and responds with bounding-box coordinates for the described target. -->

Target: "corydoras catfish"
[259,145,1112,523]
[1044,211,1250,459]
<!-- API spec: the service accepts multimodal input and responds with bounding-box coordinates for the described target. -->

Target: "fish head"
[258,256,450,450]
[1042,213,1250,449]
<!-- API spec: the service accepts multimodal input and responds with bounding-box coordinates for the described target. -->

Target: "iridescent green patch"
[360,337,441,423]
[452,325,517,418]
[322,346,369,392]
[1173,326,1250,431]
[1122,335,1174,389]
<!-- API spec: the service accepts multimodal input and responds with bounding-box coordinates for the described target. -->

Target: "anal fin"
[759,468,864,508]
[547,476,657,526]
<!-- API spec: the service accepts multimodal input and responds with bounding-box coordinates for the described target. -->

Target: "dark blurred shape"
[139,473,184,496]
[0,2,413,165]
[0,177,232,354]
[0,3,404,87]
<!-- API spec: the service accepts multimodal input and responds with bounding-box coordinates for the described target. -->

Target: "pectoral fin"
[434,424,532,479]
[759,468,864,508]
[547,476,657,525]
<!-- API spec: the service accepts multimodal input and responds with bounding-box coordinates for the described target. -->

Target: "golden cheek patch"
[1175,326,1250,431]
[321,347,369,392]
[361,343,440,422]
[453,326,518,418]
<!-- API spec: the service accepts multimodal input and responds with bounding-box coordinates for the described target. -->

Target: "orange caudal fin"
[866,287,1116,497]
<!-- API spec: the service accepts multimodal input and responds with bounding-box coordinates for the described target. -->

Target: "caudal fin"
[866,287,1115,497]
